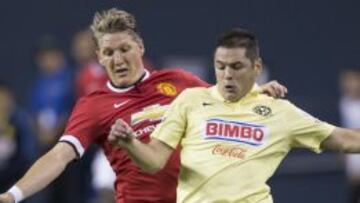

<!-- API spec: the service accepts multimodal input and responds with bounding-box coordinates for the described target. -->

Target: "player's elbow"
[142,139,172,174]
[137,139,173,174]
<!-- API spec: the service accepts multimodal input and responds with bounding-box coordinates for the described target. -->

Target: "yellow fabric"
[151,85,335,203]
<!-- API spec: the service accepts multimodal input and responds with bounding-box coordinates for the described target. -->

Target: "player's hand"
[108,119,135,148]
[260,80,288,98]
[0,193,15,203]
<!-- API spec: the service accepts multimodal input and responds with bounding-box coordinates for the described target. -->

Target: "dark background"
[1,0,358,202]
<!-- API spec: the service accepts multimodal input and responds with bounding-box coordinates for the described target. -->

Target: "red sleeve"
[59,97,99,158]
[179,70,210,87]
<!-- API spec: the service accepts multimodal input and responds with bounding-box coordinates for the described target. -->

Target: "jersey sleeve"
[179,70,210,88]
[283,101,335,153]
[151,89,191,149]
[59,97,100,158]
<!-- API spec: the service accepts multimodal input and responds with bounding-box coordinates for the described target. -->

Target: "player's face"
[96,32,145,87]
[214,47,262,102]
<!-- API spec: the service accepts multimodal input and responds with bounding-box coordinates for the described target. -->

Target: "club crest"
[253,105,272,116]
[156,82,177,96]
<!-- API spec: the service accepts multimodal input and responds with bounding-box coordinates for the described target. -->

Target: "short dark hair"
[216,28,260,62]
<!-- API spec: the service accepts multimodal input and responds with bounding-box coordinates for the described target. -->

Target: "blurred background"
[0,0,360,202]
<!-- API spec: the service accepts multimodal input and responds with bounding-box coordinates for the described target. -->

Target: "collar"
[210,83,261,103]
[106,70,150,93]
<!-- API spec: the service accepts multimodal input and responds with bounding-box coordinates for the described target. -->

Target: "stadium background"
[1,0,360,202]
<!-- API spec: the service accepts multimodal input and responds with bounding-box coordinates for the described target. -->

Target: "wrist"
[114,134,135,149]
[123,136,138,150]
[7,186,24,203]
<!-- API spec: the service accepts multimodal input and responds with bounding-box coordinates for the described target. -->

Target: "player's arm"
[108,119,174,174]
[124,138,173,174]
[0,142,77,203]
[321,127,360,152]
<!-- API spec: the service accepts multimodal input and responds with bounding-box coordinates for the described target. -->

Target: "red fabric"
[64,69,209,203]
[76,61,108,97]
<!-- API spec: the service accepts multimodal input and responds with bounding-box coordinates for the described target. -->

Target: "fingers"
[108,119,134,146]
[270,81,282,97]
[271,80,288,97]
[262,80,288,98]
[115,119,133,134]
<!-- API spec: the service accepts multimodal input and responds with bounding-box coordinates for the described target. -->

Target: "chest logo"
[253,105,272,116]
[131,104,170,125]
[203,118,268,146]
[156,82,177,97]
[113,100,129,109]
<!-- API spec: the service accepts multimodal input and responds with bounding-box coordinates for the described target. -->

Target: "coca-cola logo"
[212,144,247,159]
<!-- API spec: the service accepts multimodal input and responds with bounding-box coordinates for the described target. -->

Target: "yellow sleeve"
[283,101,335,153]
[151,90,190,149]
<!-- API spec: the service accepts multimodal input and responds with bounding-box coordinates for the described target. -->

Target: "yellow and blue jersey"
[151,84,335,203]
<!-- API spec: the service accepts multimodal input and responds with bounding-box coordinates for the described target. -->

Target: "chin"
[224,94,235,101]
[111,79,127,87]
[114,76,131,85]
[225,93,241,102]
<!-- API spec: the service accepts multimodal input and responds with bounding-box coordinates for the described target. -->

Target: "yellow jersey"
[151,84,335,203]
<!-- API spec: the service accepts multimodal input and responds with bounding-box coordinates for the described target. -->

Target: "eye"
[215,63,225,70]
[103,49,114,56]
[120,45,131,53]
[216,66,225,71]
[231,63,244,70]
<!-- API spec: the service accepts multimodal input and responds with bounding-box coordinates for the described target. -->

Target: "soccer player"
[0,9,287,203]
[108,29,360,203]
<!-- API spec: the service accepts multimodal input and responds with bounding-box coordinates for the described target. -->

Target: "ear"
[254,58,263,75]
[138,40,145,56]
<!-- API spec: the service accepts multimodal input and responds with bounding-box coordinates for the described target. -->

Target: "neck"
[111,70,147,89]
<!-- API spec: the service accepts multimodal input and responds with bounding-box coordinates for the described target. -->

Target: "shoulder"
[254,93,293,107]
[183,86,209,93]
[75,89,108,106]
[250,94,295,113]
[154,68,195,78]
[159,68,191,74]
[271,98,298,109]
[176,87,210,101]
[263,97,305,117]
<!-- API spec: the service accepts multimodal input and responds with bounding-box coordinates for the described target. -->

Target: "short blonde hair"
[90,8,141,48]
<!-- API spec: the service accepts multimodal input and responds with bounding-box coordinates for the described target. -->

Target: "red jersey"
[60,69,209,203]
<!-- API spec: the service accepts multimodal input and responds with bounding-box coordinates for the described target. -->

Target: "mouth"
[224,85,236,92]
[114,68,129,77]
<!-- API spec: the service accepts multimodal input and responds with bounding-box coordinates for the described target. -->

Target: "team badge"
[156,82,177,96]
[253,105,272,116]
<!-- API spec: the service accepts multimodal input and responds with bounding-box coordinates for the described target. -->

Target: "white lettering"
[134,125,157,138]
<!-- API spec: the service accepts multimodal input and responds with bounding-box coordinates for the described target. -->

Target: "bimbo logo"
[203,119,268,146]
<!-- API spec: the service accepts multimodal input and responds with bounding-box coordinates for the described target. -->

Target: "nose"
[224,67,232,80]
[113,51,124,65]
